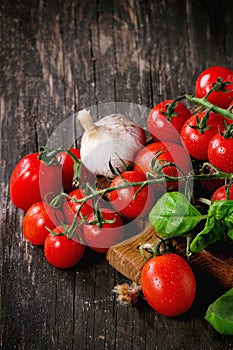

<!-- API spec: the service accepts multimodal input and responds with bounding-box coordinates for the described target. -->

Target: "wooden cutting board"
[106,223,233,289]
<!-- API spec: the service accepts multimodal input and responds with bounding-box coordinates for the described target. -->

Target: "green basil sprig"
[190,200,233,252]
[205,288,233,335]
[148,192,233,252]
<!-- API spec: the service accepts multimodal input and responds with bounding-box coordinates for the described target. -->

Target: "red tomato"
[10,153,62,211]
[147,100,191,143]
[208,133,233,173]
[211,184,233,201]
[141,254,196,317]
[134,142,191,191]
[109,171,154,219]
[195,66,233,109]
[83,208,124,254]
[180,112,225,160]
[23,201,64,245]
[44,225,85,268]
[63,188,94,225]
[57,148,82,192]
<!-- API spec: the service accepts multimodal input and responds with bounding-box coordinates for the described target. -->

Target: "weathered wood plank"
[1,1,233,349]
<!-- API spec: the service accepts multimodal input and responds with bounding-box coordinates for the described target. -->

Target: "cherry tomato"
[147,100,191,143]
[109,171,154,219]
[141,254,196,317]
[10,153,62,211]
[44,225,85,268]
[211,184,233,201]
[134,142,191,191]
[180,112,225,160]
[23,201,64,245]
[83,208,124,254]
[57,148,82,193]
[63,188,94,225]
[208,133,233,173]
[195,66,233,109]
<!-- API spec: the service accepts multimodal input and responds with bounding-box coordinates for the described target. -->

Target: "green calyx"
[206,77,232,97]
[220,122,233,139]
[163,101,178,122]
[190,111,210,134]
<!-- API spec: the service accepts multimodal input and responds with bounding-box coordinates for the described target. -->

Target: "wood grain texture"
[1,1,233,349]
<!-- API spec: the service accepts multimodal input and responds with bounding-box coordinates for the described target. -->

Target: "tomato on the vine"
[10,153,62,211]
[195,66,233,109]
[44,225,85,269]
[57,148,82,193]
[109,170,154,219]
[63,188,94,225]
[180,111,225,160]
[83,208,124,254]
[141,253,196,317]
[23,201,64,245]
[134,142,191,191]
[208,132,233,173]
[147,100,191,143]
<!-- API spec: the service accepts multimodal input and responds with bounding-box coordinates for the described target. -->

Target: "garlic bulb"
[77,109,146,177]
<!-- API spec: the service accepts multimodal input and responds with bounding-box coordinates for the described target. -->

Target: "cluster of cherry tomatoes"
[148,66,233,168]
[9,65,233,317]
[9,142,192,270]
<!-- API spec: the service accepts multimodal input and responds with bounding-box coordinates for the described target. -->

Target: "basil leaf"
[190,217,223,253]
[190,200,233,252]
[148,192,202,239]
[222,215,233,240]
[208,200,233,220]
[205,288,233,335]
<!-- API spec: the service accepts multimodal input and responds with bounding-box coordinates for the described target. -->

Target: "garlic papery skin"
[77,109,146,177]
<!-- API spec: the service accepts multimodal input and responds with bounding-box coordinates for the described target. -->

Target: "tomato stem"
[51,163,233,214]
[65,149,82,187]
[39,146,62,165]
[139,236,171,259]
[186,235,192,257]
[170,82,233,121]
[184,94,233,120]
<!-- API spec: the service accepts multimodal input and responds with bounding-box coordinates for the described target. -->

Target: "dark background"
[1,1,233,349]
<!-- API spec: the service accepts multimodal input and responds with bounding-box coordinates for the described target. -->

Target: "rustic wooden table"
[1,1,233,349]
